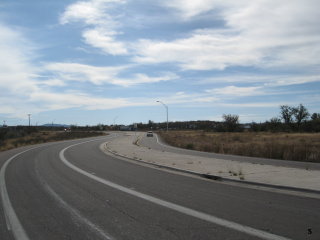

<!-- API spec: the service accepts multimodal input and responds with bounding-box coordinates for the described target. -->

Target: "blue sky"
[0,0,319,126]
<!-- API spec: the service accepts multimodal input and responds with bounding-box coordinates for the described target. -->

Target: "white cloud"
[60,0,320,71]
[29,91,135,110]
[61,0,127,55]
[2,1,319,124]
[83,29,128,55]
[111,72,178,86]
[0,102,16,115]
[134,29,262,70]
[39,79,67,87]
[60,0,124,25]
[162,0,217,19]
[0,22,173,119]
[201,74,320,87]
[134,0,320,71]
[157,91,220,105]
[44,62,126,85]
[265,75,320,87]
[0,24,39,94]
[0,23,47,118]
[60,0,103,25]
[44,62,177,86]
[206,86,263,97]
[221,102,285,108]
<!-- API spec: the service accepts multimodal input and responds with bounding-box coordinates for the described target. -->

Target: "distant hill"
[41,123,71,128]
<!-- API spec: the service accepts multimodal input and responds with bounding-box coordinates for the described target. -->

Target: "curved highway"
[1,134,319,240]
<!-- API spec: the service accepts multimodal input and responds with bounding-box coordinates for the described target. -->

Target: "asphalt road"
[0,134,319,240]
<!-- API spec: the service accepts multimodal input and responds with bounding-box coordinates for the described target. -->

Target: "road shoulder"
[101,132,320,194]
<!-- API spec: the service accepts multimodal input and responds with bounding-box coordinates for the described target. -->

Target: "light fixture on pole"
[156,101,168,131]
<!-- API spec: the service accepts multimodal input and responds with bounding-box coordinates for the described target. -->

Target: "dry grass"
[158,131,320,162]
[0,131,105,152]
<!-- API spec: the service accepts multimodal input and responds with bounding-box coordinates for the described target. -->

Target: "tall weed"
[158,131,320,162]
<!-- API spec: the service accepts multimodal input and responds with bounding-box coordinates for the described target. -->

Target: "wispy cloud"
[1,0,319,124]
[133,29,262,70]
[134,0,320,71]
[60,0,320,72]
[0,23,39,94]
[200,74,320,87]
[29,91,136,110]
[162,0,217,19]
[44,62,127,85]
[38,79,67,87]
[44,62,177,86]
[60,0,128,55]
[82,28,128,55]
[0,21,174,118]
[206,86,263,97]
[221,103,283,108]
[60,0,123,25]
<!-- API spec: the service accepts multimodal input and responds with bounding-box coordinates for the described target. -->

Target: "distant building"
[243,124,251,131]
[188,124,197,129]
[119,125,132,131]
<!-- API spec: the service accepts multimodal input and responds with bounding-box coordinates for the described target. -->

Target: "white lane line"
[34,161,114,240]
[0,137,112,240]
[60,140,292,240]
[0,147,39,240]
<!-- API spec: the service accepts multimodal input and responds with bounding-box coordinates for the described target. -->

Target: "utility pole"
[28,114,31,127]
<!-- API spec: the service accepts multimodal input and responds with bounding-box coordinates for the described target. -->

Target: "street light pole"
[27,114,31,127]
[156,101,168,131]
[113,116,118,131]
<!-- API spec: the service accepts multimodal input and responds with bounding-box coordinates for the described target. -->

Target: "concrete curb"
[103,142,320,195]
[153,133,320,171]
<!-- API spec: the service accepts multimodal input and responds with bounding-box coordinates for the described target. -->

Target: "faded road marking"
[34,160,114,240]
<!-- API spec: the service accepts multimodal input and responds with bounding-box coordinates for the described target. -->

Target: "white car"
[146,131,153,137]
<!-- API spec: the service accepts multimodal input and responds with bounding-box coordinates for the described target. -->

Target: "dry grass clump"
[158,131,320,162]
[0,131,105,152]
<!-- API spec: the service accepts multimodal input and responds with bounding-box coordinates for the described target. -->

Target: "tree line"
[224,104,320,132]
[2,104,318,133]
[137,104,319,132]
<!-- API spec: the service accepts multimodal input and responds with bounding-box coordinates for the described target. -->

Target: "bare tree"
[311,113,320,121]
[280,105,294,124]
[292,104,309,127]
[222,114,239,132]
